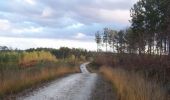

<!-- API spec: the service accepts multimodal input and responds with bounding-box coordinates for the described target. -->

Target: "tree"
[93,0,170,56]
[114,30,126,53]
[108,30,117,53]
[130,0,168,55]
[95,31,102,52]
[0,46,9,51]
[124,28,138,54]
[166,0,170,55]
[103,28,110,52]
[130,0,147,54]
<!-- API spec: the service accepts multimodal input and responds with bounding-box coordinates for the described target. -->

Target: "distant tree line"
[0,46,94,67]
[95,0,170,55]
[26,47,93,61]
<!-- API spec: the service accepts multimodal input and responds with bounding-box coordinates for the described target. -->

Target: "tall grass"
[100,67,167,100]
[0,66,79,99]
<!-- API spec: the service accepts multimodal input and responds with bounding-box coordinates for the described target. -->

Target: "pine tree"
[95,31,102,52]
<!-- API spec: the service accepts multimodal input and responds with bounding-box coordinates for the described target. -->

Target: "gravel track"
[15,63,116,100]
[17,63,97,100]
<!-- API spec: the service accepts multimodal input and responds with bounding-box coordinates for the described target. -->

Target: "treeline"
[26,47,93,62]
[0,51,56,67]
[95,0,170,55]
[0,47,93,67]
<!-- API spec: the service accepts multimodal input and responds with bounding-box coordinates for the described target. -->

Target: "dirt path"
[15,63,116,100]
[17,63,97,100]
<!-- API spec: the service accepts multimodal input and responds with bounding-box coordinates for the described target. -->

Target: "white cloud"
[0,19,11,31]
[75,6,131,24]
[74,33,86,39]
[66,23,84,29]
[42,7,54,18]
[99,9,131,24]
[25,0,36,5]
[11,27,43,34]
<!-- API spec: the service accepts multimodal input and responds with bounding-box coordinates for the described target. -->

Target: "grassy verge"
[0,63,80,99]
[99,67,167,100]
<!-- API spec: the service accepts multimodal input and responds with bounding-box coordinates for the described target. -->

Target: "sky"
[0,0,137,51]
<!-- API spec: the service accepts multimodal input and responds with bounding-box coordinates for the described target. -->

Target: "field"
[89,53,170,100]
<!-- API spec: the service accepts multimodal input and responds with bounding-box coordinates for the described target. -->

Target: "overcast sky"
[0,0,137,50]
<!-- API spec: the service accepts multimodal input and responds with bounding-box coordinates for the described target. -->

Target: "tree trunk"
[168,37,170,55]
[106,42,108,52]
[139,47,141,55]
[112,43,114,53]
[164,40,167,54]
[97,44,98,52]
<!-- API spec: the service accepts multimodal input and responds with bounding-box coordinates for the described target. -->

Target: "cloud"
[66,23,84,29]
[0,0,138,49]
[41,7,54,18]
[24,0,36,5]
[0,19,11,31]
[99,9,130,24]
[11,27,43,34]
[0,0,136,27]
[74,33,86,39]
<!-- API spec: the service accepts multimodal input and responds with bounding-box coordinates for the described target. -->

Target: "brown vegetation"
[0,65,79,99]
[89,53,170,100]
[92,54,170,83]
[100,67,167,100]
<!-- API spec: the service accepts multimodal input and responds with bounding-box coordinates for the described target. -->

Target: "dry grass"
[100,67,167,100]
[0,66,79,98]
